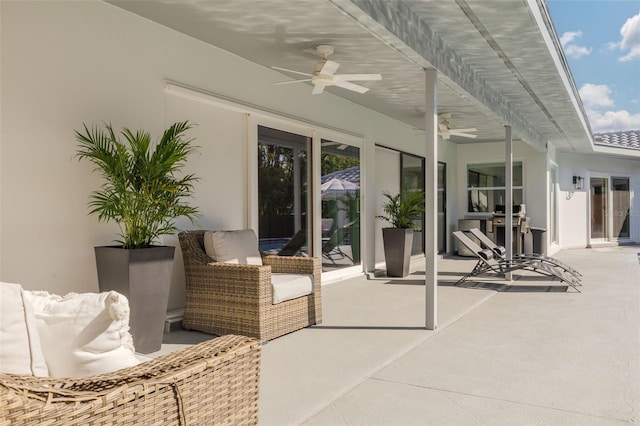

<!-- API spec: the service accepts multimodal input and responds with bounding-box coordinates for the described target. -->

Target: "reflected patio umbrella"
[320,177,359,198]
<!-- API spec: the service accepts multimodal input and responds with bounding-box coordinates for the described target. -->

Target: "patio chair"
[452,231,581,291]
[179,230,322,342]
[0,335,261,425]
[321,218,334,238]
[277,228,307,256]
[322,220,356,264]
[467,228,581,280]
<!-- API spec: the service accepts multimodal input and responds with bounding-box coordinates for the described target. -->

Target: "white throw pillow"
[25,290,140,378]
[0,282,49,376]
[204,229,263,265]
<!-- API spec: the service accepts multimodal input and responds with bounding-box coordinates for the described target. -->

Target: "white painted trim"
[173,80,369,276]
[164,80,362,139]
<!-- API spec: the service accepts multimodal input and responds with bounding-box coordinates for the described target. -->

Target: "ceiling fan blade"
[334,73,382,82]
[320,60,340,76]
[273,79,312,86]
[333,80,369,93]
[271,66,312,78]
[312,84,326,95]
[449,131,478,139]
[450,128,477,133]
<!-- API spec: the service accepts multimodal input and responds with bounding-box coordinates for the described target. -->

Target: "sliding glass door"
[590,176,630,242]
[257,126,361,272]
[257,126,310,256]
[612,177,630,239]
[320,139,360,271]
[590,177,608,240]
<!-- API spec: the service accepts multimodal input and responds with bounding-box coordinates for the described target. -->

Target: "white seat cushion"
[0,282,49,376]
[204,229,262,265]
[25,290,140,378]
[271,273,313,304]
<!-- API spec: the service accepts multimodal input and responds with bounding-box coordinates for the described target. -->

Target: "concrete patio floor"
[157,246,640,425]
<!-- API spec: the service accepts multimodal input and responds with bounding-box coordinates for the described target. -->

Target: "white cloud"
[560,30,592,58]
[616,11,640,62]
[579,83,614,108]
[565,44,592,58]
[579,83,640,132]
[586,109,640,133]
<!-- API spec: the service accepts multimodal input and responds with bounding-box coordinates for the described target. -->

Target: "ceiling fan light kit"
[272,45,382,95]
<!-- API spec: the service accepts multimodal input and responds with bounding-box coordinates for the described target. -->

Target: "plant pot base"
[382,228,414,277]
[95,246,175,354]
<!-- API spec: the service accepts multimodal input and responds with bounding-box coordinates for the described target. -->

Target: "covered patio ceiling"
[108,0,594,152]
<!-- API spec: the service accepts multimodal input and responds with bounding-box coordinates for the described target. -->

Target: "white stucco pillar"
[425,68,438,330]
[505,125,513,281]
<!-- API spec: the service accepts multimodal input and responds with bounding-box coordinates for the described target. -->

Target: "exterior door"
[590,177,608,240]
[612,177,630,239]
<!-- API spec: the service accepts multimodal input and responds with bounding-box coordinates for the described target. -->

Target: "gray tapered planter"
[382,228,414,277]
[95,246,175,354]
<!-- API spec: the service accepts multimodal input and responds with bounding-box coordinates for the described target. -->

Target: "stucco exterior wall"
[557,151,640,248]
[1,1,428,309]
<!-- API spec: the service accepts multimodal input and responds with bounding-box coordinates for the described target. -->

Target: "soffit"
[107,0,593,151]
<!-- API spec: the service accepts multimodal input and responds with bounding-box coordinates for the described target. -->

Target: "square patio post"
[425,68,438,330]
[505,125,513,281]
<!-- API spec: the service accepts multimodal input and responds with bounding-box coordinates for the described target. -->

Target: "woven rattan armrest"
[0,335,261,426]
[263,255,320,275]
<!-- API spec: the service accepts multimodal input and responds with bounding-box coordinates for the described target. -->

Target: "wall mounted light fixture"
[572,175,584,190]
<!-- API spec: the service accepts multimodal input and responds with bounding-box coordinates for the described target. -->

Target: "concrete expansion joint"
[366,378,633,424]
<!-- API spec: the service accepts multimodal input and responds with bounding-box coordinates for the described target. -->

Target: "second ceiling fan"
[438,113,478,140]
[272,45,382,95]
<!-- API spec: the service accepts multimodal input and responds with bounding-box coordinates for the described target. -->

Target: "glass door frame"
[248,114,365,281]
[316,129,364,281]
[588,173,632,244]
[589,175,609,243]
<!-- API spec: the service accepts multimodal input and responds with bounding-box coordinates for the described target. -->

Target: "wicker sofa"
[0,334,261,425]
[179,230,322,342]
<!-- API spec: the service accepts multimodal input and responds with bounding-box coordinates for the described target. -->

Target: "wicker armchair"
[178,230,322,342]
[0,334,260,425]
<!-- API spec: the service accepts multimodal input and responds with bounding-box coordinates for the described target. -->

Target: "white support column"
[425,68,438,330]
[505,125,513,281]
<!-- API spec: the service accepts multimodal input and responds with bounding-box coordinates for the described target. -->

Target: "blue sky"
[548,0,640,133]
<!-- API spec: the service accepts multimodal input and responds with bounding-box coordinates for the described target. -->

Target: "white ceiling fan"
[438,113,478,140]
[272,45,382,95]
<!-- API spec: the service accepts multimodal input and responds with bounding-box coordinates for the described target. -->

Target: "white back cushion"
[25,290,140,378]
[204,229,262,265]
[0,282,49,376]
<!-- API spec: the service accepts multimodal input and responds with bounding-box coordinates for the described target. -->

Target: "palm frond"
[76,121,200,248]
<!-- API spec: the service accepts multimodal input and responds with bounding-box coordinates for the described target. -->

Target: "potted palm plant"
[377,190,425,277]
[75,120,199,353]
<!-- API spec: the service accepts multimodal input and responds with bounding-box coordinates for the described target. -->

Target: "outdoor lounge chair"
[466,228,581,280]
[452,231,581,291]
[322,220,356,264]
[277,228,307,256]
[0,335,261,425]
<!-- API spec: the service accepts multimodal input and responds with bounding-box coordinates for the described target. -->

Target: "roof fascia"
[528,0,595,151]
